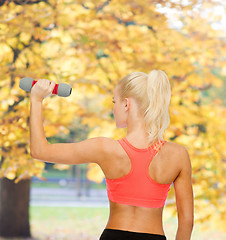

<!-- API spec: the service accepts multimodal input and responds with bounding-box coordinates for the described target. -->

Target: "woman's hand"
[30,79,56,102]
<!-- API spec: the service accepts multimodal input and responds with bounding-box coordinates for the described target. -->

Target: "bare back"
[98,137,188,235]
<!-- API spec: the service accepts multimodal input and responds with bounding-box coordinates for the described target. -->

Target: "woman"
[98,70,194,240]
[30,70,194,240]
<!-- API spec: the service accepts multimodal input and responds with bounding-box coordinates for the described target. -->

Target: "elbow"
[30,149,39,158]
[30,146,44,159]
[30,151,36,158]
[30,145,36,158]
[31,152,43,162]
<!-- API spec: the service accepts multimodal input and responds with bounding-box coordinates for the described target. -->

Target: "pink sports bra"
[105,137,172,208]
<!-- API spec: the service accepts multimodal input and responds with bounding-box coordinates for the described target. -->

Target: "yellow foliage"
[44,125,59,137]
[6,171,16,180]
[87,163,104,183]
[0,0,225,230]
[54,164,70,171]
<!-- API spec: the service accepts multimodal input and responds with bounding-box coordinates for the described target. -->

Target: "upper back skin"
[98,137,185,235]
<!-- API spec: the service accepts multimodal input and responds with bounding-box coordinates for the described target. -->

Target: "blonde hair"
[118,70,171,147]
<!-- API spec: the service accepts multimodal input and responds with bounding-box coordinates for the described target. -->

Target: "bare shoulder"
[100,137,120,154]
[165,141,191,167]
[165,141,188,152]
[174,142,191,171]
[95,137,120,169]
[96,137,119,156]
[165,141,193,187]
[159,141,192,184]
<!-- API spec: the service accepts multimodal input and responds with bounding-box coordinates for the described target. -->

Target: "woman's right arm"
[174,146,194,240]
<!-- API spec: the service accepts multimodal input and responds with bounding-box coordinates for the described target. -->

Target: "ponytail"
[118,70,171,147]
[144,70,171,145]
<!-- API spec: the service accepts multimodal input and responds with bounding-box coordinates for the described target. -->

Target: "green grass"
[26,206,226,240]
[30,206,109,240]
[0,206,225,240]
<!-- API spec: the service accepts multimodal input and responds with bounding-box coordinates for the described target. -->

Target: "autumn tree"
[0,0,225,237]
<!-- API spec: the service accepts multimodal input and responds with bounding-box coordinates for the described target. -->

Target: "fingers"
[37,79,55,88]
[37,79,50,85]
[37,79,55,98]
[50,80,55,88]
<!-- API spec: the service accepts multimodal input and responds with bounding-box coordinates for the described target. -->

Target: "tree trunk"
[0,177,31,237]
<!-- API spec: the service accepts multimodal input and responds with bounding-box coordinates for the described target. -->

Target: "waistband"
[102,228,167,240]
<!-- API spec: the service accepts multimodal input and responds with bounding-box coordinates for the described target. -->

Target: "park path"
[30,187,109,207]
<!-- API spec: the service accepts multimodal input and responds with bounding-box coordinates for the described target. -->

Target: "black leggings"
[99,228,167,240]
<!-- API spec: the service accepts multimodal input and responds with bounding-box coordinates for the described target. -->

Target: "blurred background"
[0,0,225,239]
